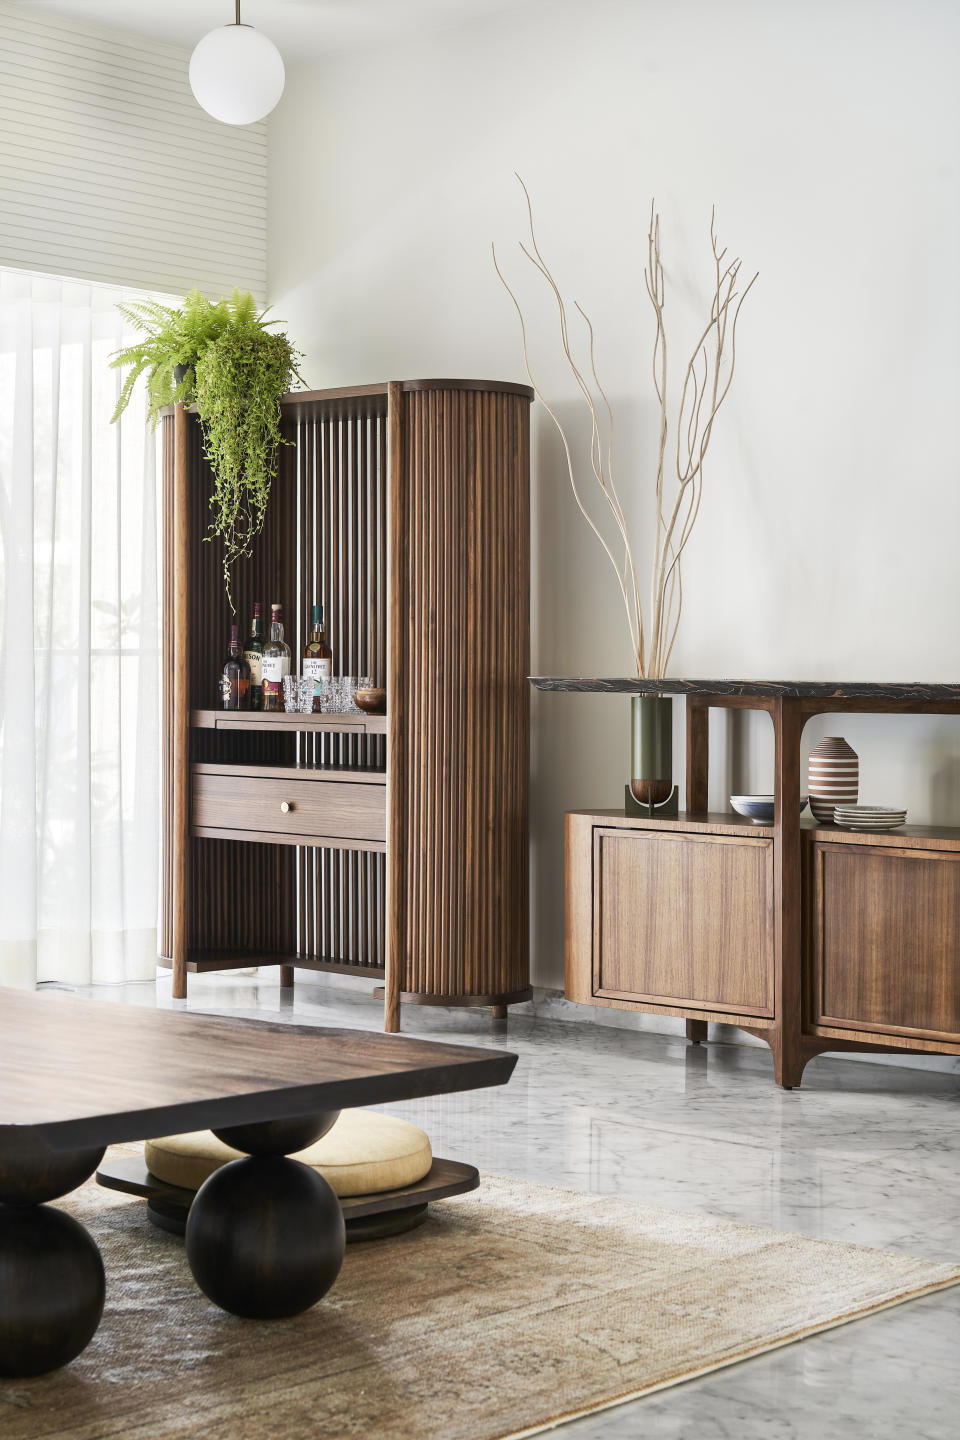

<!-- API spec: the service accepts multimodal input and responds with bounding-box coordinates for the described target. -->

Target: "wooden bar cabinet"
[160,380,534,1031]
[544,678,960,1087]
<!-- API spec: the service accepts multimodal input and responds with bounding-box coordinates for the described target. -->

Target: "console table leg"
[685,697,710,813]
[772,697,805,1089]
[686,1019,708,1045]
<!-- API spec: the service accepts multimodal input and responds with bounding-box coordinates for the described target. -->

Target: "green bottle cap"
[312,603,322,625]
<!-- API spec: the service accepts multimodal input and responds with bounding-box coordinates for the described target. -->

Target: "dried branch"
[494,178,755,677]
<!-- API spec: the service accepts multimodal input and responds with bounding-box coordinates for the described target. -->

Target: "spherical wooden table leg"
[0,1205,105,1377]
[211,1110,340,1157]
[0,1133,105,1206]
[185,1155,346,1318]
[0,1132,107,1377]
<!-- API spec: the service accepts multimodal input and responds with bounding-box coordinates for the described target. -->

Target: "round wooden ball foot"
[0,1205,105,1376]
[212,1110,340,1157]
[0,1130,105,1205]
[185,1156,345,1318]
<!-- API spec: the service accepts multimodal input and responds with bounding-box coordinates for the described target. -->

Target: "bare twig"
[494,178,754,677]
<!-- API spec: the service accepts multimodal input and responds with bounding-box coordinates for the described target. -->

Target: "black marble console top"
[529,678,960,701]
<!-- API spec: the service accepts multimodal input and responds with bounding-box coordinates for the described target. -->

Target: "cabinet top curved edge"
[278,378,535,416]
[160,379,534,422]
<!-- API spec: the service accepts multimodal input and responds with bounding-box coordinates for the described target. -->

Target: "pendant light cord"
[235,0,241,24]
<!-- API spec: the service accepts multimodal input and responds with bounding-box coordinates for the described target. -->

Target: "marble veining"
[529,677,960,701]
[66,972,960,1439]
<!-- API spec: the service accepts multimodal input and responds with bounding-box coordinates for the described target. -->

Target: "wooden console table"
[533,678,960,1087]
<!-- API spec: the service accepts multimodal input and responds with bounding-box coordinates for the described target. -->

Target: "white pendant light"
[190,1,285,126]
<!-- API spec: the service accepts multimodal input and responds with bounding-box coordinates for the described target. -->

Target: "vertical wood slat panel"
[390,385,531,1007]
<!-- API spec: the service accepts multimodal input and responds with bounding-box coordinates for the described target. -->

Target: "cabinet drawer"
[192,771,386,847]
[593,827,773,1016]
[812,842,960,1041]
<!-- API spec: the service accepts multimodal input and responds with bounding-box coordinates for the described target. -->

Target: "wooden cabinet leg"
[384,1005,401,1034]
[279,965,295,989]
[772,1032,807,1089]
[491,1004,508,1020]
[685,1019,708,1045]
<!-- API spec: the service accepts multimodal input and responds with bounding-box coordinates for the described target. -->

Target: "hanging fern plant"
[110,288,304,609]
[109,289,234,424]
[193,292,303,609]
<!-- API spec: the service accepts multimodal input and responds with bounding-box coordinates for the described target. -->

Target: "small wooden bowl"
[354,687,386,715]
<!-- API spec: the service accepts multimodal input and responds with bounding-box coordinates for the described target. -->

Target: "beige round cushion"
[145,1110,432,1197]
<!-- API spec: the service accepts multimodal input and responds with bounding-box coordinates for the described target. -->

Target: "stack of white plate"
[833,804,907,832]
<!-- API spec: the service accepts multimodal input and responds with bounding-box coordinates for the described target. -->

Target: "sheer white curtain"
[0,269,161,986]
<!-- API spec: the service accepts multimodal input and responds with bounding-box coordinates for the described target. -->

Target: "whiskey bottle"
[220,624,251,710]
[243,601,265,710]
[303,603,333,708]
[261,602,291,712]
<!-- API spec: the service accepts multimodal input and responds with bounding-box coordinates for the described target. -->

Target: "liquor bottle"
[220,624,251,710]
[261,602,291,712]
[303,603,333,709]
[243,601,265,711]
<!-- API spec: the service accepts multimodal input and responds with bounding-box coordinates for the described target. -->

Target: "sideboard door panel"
[814,843,960,1040]
[592,828,774,1015]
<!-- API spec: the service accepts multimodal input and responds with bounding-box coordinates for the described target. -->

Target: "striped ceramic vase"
[808,736,859,822]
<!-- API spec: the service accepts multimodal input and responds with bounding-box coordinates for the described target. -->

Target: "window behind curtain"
[0,267,163,985]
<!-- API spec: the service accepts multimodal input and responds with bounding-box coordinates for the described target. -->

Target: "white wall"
[268,0,960,995]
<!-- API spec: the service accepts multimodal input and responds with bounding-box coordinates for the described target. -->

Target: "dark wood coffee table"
[0,988,517,1378]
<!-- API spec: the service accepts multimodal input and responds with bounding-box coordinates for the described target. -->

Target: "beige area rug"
[3,1158,958,1440]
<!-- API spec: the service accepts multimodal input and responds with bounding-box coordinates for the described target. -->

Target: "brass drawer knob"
[280,801,293,814]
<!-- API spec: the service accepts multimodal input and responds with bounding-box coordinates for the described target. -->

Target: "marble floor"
[82,972,959,1439]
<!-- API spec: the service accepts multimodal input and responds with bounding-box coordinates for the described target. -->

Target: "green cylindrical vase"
[629,696,674,808]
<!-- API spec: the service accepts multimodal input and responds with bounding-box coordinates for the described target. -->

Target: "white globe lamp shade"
[189,24,285,125]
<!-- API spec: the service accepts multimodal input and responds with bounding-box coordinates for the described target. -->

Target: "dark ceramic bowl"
[354,687,386,715]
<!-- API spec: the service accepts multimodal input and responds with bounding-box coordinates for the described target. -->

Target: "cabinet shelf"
[191,761,385,784]
[570,808,774,838]
[157,949,385,979]
[803,820,960,849]
[191,708,387,735]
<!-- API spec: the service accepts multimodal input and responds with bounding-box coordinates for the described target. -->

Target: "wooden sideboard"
[543,678,960,1086]
[161,380,533,1030]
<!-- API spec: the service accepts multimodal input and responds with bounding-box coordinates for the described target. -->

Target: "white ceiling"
[19,0,514,58]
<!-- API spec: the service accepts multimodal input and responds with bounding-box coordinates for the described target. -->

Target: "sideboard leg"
[686,1019,708,1045]
[771,1032,807,1089]
[772,698,805,1091]
[491,1004,508,1020]
[279,964,295,989]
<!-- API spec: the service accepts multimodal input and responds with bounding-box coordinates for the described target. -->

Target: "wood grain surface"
[592,827,774,1015]
[0,989,516,1146]
[812,841,960,1040]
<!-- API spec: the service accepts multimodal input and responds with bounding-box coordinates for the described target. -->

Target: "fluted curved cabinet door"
[383,382,532,1028]
[160,379,532,1031]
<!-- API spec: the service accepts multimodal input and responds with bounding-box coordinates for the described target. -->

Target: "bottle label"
[303,657,332,682]
[261,655,290,683]
[243,650,263,686]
